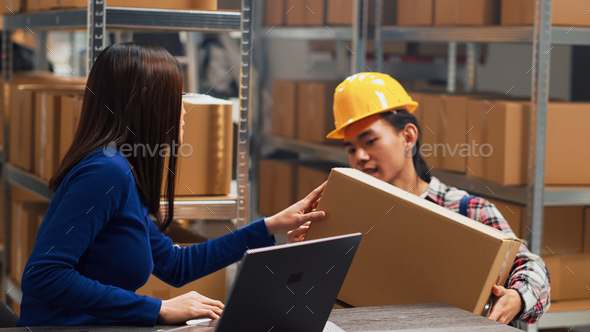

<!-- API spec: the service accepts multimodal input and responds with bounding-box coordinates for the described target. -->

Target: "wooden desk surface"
[0,303,519,331]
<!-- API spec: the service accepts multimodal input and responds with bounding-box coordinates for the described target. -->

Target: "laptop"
[161,233,361,332]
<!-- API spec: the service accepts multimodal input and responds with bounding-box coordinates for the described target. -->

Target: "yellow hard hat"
[327,72,419,139]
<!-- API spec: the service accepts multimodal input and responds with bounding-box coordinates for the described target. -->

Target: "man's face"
[343,114,408,185]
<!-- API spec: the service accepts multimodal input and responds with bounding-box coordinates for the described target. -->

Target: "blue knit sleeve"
[150,218,276,288]
[20,155,162,325]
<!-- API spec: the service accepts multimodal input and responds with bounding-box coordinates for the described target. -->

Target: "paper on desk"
[324,321,346,332]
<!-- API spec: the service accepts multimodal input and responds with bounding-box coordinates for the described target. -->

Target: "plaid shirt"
[422,177,551,324]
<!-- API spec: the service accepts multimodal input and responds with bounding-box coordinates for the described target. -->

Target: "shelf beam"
[5,278,22,304]
[160,199,238,221]
[4,164,53,201]
[538,309,590,328]
[3,7,241,31]
[263,26,590,46]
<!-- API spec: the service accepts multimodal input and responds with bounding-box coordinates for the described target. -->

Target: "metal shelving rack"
[0,0,254,307]
[256,0,588,330]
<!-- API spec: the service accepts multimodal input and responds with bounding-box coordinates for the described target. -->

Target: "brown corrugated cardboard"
[419,94,443,169]
[482,197,524,239]
[326,0,398,26]
[306,168,522,314]
[466,100,530,185]
[309,41,407,55]
[266,0,286,26]
[439,95,469,173]
[58,0,217,10]
[542,207,584,256]
[296,163,331,201]
[3,0,23,13]
[545,102,590,185]
[258,159,297,216]
[136,268,226,301]
[272,80,297,138]
[59,95,83,163]
[285,0,324,26]
[434,0,500,26]
[34,92,61,181]
[172,95,233,196]
[501,0,590,27]
[397,0,433,26]
[584,208,590,253]
[10,87,35,172]
[544,253,590,301]
[296,81,339,143]
[547,299,590,312]
[10,201,49,288]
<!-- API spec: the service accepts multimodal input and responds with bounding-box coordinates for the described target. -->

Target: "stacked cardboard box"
[502,0,590,27]
[258,158,332,216]
[434,0,500,26]
[271,80,339,144]
[22,0,217,13]
[467,100,590,185]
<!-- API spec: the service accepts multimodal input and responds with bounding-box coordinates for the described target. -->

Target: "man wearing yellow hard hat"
[289,73,550,326]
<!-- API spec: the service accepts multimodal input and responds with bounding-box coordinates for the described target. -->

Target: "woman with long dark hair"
[289,73,551,326]
[17,43,325,326]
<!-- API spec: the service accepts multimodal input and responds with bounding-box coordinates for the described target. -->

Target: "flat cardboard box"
[136,268,226,302]
[544,253,590,301]
[434,0,500,26]
[171,95,233,196]
[258,159,297,216]
[481,197,524,239]
[397,0,433,26]
[285,0,324,26]
[296,163,331,201]
[296,82,339,143]
[34,92,61,181]
[266,0,286,26]
[466,100,530,185]
[272,80,297,138]
[585,208,590,253]
[306,168,522,314]
[501,0,590,27]
[58,0,216,9]
[59,94,84,163]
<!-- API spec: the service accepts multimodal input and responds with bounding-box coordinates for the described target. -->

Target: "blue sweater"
[17,150,275,326]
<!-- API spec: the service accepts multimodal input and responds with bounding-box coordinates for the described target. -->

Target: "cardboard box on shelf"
[34,92,61,181]
[137,267,226,302]
[10,201,49,288]
[258,159,297,216]
[434,0,500,26]
[285,0,324,26]
[296,81,339,143]
[306,168,522,314]
[296,163,332,201]
[466,100,530,186]
[419,94,443,169]
[326,0,398,26]
[169,95,233,196]
[10,87,35,172]
[58,0,217,10]
[266,0,286,26]
[397,0,433,26]
[501,0,590,27]
[544,253,590,301]
[542,207,585,256]
[59,94,84,162]
[3,0,23,13]
[272,80,297,138]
